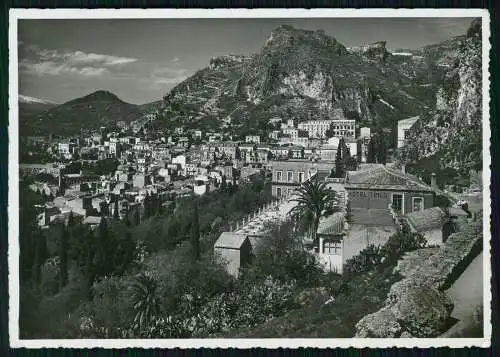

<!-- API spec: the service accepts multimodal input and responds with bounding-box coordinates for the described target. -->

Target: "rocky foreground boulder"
[355,307,402,337]
[355,220,482,337]
[388,279,454,337]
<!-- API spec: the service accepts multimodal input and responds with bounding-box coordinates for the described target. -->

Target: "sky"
[17,17,474,105]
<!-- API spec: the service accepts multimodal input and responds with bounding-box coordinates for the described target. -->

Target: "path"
[441,251,483,337]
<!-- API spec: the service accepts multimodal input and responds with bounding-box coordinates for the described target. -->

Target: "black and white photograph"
[8,9,491,348]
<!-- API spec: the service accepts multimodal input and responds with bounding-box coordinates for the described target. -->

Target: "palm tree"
[289,180,340,249]
[129,273,161,330]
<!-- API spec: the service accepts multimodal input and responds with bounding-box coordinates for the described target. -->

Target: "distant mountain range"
[19,90,156,136]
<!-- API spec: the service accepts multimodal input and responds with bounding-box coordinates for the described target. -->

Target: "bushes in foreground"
[344,224,427,275]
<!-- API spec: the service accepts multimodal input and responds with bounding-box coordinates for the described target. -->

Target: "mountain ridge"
[20,89,147,136]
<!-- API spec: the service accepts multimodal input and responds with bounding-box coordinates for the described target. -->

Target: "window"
[324,241,342,255]
[287,171,293,182]
[413,197,424,212]
[276,187,282,197]
[392,194,403,213]
[298,172,305,183]
[404,129,410,139]
[276,170,283,181]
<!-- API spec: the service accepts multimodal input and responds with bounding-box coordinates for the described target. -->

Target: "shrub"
[247,221,324,287]
[77,275,132,338]
[345,228,427,276]
[344,244,384,275]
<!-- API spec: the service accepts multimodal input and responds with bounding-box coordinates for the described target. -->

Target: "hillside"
[20,90,146,136]
[397,18,482,176]
[19,95,58,119]
[159,25,465,144]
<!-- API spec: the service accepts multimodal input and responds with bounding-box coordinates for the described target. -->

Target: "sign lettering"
[349,191,389,199]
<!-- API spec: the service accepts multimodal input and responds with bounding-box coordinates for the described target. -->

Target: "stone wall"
[354,220,483,337]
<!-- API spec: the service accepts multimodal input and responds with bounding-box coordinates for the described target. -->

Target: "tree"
[289,180,340,248]
[59,223,69,287]
[325,125,334,139]
[95,217,111,276]
[367,138,376,163]
[67,211,75,227]
[191,204,201,262]
[79,231,96,299]
[134,207,141,226]
[376,133,387,164]
[114,231,135,275]
[335,142,345,178]
[32,229,47,288]
[220,175,228,193]
[129,273,161,330]
[113,199,120,220]
[143,192,151,220]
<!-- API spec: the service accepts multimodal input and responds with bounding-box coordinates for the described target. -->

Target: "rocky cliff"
[160,24,464,142]
[397,18,482,174]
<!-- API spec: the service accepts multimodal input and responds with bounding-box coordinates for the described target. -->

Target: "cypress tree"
[134,206,141,226]
[367,138,376,163]
[82,231,96,299]
[335,139,345,178]
[144,192,150,219]
[377,134,387,165]
[191,204,201,262]
[32,229,47,288]
[221,175,227,192]
[96,217,109,276]
[115,230,135,275]
[113,199,120,220]
[68,211,75,227]
[59,223,69,287]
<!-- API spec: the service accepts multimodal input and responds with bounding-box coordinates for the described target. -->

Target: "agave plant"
[128,272,161,330]
[289,180,340,248]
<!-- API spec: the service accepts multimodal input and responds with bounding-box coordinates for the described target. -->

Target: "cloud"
[37,48,137,66]
[18,43,136,78]
[20,59,109,77]
[150,66,189,86]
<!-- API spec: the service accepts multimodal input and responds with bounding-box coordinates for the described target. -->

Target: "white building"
[397,116,420,148]
[58,142,75,155]
[360,127,371,138]
[329,119,356,138]
[172,155,187,174]
[298,119,356,139]
[245,135,260,144]
[109,142,121,157]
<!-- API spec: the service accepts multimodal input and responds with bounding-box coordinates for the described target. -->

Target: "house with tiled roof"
[345,164,435,215]
[405,206,451,246]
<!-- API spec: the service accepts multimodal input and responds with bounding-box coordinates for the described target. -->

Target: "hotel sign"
[349,190,389,199]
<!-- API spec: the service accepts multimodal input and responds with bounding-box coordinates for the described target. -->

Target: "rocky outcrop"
[395,247,440,277]
[355,307,402,337]
[398,18,482,173]
[159,23,467,136]
[354,220,482,337]
[387,279,454,337]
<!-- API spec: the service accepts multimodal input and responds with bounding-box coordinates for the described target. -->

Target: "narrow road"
[441,251,483,337]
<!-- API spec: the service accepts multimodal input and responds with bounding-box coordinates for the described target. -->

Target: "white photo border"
[8,7,492,349]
